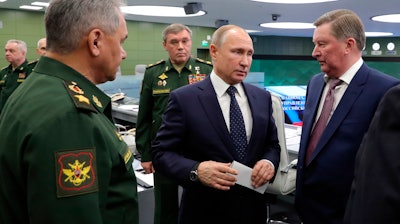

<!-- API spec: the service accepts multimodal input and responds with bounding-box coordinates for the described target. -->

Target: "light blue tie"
[227,86,247,162]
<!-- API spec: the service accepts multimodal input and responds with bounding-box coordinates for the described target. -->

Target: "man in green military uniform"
[27,37,47,71]
[0,39,33,114]
[0,0,139,223]
[136,23,213,224]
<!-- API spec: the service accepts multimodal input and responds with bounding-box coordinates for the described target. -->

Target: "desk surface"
[111,97,139,126]
[284,124,301,154]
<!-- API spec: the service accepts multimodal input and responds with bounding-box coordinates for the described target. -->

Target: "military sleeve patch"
[55,148,98,198]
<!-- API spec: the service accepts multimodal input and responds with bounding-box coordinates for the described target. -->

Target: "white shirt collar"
[210,71,245,97]
[324,58,363,85]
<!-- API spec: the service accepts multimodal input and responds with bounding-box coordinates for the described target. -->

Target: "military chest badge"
[17,72,27,82]
[18,72,26,79]
[188,73,207,84]
[158,73,168,86]
[188,66,207,84]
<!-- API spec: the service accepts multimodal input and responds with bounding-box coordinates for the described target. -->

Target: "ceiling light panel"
[251,0,337,4]
[365,32,393,37]
[31,2,50,7]
[19,5,42,10]
[371,14,400,23]
[260,22,315,29]
[120,6,206,17]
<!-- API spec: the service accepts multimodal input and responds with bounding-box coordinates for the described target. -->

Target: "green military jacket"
[135,57,213,162]
[0,57,139,224]
[0,59,33,113]
[27,58,40,71]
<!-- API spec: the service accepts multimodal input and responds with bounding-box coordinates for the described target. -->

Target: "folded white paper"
[132,159,154,188]
[230,160,268,194]
[134,170,154,188]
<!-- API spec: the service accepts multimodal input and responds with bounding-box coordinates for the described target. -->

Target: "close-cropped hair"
[314,9,366,51]
[37,38,46,48]
[45,0,124,54]
[162,23,192,42]
[211,24,247,47]
[6,39,27,53]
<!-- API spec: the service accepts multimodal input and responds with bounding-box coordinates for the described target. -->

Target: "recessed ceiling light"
[251,0,337,4]
[31,2,50,7]
[246,30,261,33]
[120,6,206,17]
[260,22,315,29]
[0,0,7,2]
[371,14,400,23]
[19,5,43,10]
[365,32,393,37]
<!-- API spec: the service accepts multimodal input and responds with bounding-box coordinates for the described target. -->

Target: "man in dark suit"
[295,9,400,224]
[152,24,280,224]
[344,84,400,224]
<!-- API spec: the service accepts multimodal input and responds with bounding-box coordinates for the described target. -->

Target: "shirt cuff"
[263,159,275,170]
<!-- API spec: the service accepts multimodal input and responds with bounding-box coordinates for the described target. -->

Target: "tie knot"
[227,86,237,97]
[329,79,343,90]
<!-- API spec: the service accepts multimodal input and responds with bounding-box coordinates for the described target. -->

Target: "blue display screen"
[264,85,307,126]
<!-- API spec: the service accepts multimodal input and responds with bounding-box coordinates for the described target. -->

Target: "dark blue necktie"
[227,86,247,162]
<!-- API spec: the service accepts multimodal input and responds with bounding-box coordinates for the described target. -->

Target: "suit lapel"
[197,78,233,149]
[299,75,325,164]
[309,64,369,163]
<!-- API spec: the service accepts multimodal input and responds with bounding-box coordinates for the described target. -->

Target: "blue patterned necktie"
[227,86,247,162]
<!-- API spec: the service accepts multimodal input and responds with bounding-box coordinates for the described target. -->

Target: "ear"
[88,29,102,57]
[162,41,167,51]
[345,37,356,52]
[209,44,217,61]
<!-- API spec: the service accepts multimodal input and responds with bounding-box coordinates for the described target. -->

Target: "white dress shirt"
[210,71,253,143]
[315,58,363,125]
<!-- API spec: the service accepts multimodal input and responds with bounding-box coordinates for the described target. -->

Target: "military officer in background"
[135,23,213,224]
[27,37,47,72]
[0,39,33,114]
[36,37,47,57]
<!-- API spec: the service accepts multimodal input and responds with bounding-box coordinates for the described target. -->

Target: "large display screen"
[264,85,307,126]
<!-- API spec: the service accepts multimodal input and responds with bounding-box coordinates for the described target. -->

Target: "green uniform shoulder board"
[64,81,97,113]
[196,58,212,65]
[28,59,38,65]
[147,59,165,68]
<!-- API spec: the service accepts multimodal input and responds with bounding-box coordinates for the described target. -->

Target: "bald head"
[36,38,47,56]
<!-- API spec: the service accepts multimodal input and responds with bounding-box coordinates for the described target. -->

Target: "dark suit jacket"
[152,77,280,224]
[344,84,400,224]
[295,63,400,224]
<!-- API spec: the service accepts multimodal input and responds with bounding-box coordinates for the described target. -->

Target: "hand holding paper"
[230,160,269,194]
